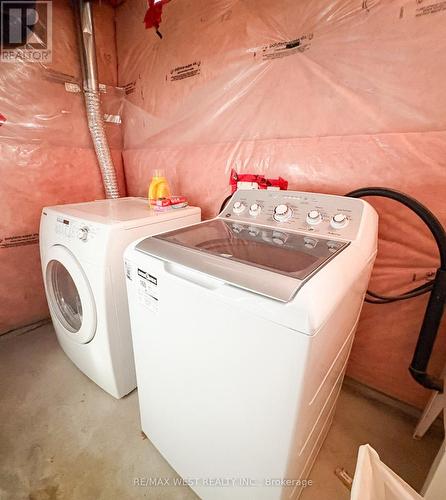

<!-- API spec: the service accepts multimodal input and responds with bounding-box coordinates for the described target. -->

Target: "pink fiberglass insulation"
[0,1,125,334]
[115,0,446,408]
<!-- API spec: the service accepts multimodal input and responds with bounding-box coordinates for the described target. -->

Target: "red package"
[151,195,187,207]
[170,195,187,205]
[229,169,288,193]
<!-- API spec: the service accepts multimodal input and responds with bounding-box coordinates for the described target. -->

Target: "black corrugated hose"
[346,187,446,392]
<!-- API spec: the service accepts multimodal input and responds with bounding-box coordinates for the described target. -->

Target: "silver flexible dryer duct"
[74,0,120,199]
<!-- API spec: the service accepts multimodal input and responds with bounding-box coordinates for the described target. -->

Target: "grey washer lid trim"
[136,237,336,303]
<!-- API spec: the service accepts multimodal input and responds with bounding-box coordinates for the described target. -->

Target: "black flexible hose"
[366,281,433,300]
[346,187,446,392]
[365,282,433,304]
[346,187,446,269]
[219,195,232,214]
[349,188,443,303]
[365,287,433,304]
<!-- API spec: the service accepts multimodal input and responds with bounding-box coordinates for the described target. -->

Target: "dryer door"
[44,245,97,344]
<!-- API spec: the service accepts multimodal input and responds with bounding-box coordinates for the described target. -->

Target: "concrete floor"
[0,323,443,500]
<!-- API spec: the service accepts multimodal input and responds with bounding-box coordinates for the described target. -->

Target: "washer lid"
[136,219,348,302]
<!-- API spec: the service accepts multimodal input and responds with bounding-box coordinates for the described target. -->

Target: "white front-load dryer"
[125,189,378,499]
[40,197,201,398]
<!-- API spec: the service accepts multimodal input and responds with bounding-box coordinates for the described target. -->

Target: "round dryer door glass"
[49,261,83,332]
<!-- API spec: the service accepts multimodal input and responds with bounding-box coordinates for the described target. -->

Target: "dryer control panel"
[55,216,99,243]
[219,190,364,240]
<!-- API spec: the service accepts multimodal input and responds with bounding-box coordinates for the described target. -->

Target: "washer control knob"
[77,227,88,241]
[273,204,292,222]
[306,210,322,225]
[330,213,349,229]
[232,201,246,214]
[249,203,261,216]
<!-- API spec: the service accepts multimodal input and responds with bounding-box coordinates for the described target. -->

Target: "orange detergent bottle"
[148,169,170,205]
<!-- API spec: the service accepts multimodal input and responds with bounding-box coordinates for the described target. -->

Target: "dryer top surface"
[45,197,200,226]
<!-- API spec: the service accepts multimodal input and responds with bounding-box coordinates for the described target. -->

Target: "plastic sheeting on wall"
[115,0,446,408]
[0,0,125,334]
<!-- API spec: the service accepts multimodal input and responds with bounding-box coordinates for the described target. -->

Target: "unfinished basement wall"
[0,0,124,334]
[116,0,446,409]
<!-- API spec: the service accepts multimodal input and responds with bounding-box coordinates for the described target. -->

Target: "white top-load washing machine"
[125,190,378,499]
[40,197,200,398]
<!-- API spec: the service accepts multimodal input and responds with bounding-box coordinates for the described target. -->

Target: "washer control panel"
[220,190,364,240]
[55,216,98,243]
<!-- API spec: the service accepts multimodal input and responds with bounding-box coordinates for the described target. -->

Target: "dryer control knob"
[330,213,348,229]
[77,227,89,241]
[232,201,246,214]
[273,204,292,222]
[306,210,322,225]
